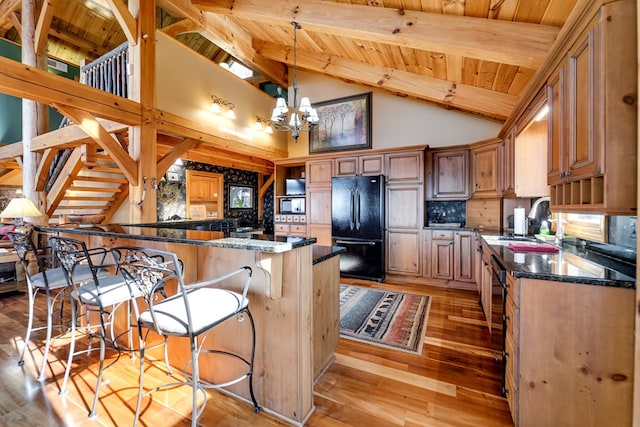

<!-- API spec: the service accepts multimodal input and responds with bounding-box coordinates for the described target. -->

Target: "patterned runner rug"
[339,285,432,355]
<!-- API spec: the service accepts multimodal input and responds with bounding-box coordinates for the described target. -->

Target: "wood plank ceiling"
[0,0,579,122]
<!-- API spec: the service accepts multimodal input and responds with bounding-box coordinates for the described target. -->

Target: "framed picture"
[229,185,253,209]
[309,92,372,154]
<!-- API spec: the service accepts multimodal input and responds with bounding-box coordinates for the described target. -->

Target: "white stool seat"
[138,288,249,336]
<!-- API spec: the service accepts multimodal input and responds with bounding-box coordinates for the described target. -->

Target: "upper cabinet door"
[306,159,333,186]
[547,64,565,184]
[471,140,501,198]
[427,148,470,200]
[566,21,600,179]
[386,150,424,183]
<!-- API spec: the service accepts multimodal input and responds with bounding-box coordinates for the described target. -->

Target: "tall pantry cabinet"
[385,150,425,276]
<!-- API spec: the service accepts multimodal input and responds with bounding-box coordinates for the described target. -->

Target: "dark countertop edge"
[480,235,635,289]
[423,226,476,231]
[510,270,635,289]
[37,226,317,254]
[312,245,346,265]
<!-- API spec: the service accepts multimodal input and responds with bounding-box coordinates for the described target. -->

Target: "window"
[556,213,606,242]
[220,61,253,80]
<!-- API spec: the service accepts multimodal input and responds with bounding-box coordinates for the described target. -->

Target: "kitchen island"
[38,221,344,426]
[478,232,635,426]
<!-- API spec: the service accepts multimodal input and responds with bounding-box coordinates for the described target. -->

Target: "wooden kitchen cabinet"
[546,1,636,214]
[423,229,475,288]
[306,186,332,245]
[547,20,599,186]
[426,147,470,200]
[506,276,634,427]
[501,127,515,197]
[386,150,424,183]
[474,234,482,294]
[306,159,333,186]
[305,159,333,246]
[333,154,384,177]
[386,184,423,276]
[430,230,453,280]
[186,170,223,219]
[453,230,475,282]
[387,230,421,275]
[471,138,501,198]
[385,149,425,277]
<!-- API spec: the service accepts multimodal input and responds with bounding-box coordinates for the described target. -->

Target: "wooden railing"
[80,41,129,98]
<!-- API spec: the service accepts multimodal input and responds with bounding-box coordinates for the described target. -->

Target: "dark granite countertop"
[312,245,346,265]
[424,225,476,232]
[479,232,635,289]
[37,222,316,254]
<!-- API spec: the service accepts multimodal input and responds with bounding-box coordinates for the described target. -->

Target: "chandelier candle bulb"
[269,21,319,142]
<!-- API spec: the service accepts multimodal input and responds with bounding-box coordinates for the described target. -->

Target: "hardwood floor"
[0,278,514,426]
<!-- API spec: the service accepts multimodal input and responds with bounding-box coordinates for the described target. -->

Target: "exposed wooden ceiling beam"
[155,109,288,160]
[158,0,287,87]
[258,41,517,120]
[35,0,56,55]
[0,141,23,158]
[193,0,560,69]
[28,119,128,152]
[0,0,20,23]
[7,11,21,35]
[105,0,137,45]
[157,142,274,174]
[0,56,142,125]
[160,18,201,37]
[51,104,138,185]
[157,137,200,174]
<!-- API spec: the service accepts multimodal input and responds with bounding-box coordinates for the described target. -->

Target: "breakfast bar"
[38,221,344,426]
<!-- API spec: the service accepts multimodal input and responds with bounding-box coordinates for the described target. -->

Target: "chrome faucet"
[528,196,550,220]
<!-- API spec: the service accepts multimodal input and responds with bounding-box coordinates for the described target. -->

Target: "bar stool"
[116,248,259,427]
[8,229,109,381]
[48,235,140,418]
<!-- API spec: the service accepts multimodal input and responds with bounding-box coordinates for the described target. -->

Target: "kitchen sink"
[498,235,538,242]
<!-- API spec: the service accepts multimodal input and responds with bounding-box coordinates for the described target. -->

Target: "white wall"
[288,70,503,157]
[155,32,288,153]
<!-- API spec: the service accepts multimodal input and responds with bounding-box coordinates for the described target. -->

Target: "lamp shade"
[0,198,42,219]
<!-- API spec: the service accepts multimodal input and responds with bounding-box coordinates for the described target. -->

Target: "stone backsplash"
[426,200,466,226]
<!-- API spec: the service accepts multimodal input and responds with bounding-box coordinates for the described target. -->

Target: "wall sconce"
[255,115,273,134]
[211,95,236,119]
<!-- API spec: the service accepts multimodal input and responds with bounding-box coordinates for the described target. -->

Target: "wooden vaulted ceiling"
[0,0,579,122]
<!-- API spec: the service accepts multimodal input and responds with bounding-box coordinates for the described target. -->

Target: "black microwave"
[280,197,305,214]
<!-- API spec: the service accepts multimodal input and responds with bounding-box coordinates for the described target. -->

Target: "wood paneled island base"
[40,226,339,427]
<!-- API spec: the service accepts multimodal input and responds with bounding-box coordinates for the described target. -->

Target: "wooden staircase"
[44,144,129,225]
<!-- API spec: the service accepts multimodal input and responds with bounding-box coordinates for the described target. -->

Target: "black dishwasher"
[490,255,507,396]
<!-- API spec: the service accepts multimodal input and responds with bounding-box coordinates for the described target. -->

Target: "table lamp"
[0,197,43,232]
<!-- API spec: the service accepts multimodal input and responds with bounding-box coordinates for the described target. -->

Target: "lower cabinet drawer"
[274,224,290,233]
[290,225,307,235]
[432,230,454,240]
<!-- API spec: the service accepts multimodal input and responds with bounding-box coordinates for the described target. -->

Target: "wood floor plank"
[0,278,514,427]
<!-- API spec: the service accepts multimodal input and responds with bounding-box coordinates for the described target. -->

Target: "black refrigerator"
[332,174,385,282]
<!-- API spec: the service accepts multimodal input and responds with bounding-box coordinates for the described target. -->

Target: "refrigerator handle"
[349,189,355,230]
[355,188,361,230]
[334,239,377,246]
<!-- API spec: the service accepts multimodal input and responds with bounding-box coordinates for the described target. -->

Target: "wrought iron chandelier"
[270,21,318,142]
